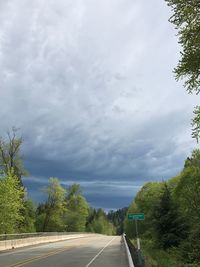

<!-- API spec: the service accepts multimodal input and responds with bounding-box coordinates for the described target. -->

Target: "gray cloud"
[0,0,199,209]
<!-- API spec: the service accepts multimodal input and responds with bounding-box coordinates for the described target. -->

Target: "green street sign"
[128,213,145,221]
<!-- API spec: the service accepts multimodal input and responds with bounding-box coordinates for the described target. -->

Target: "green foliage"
[124,182,163,238]
[175,149,200,222]
[140,239,193,267]
[88,216,115,235]
[65,185,89,232]
[107,207,128,234]
[165,1,200,140]
[36,182,115,234]
[0,170,24,234]
[86,207,97,227]
[153,183,187,249]
[87,208,116,235]
[39,178,66,232]
[173,150,200,263]
[124,202,139,238]
[35,213,46,232]
[192,106,200,142]
[125,149,200,265]
[166,0,200,93]
[176,165,200,220]
[180,226,200,264]
[19,199,36,233]
[167,175,181,193]
[66,184,81,199]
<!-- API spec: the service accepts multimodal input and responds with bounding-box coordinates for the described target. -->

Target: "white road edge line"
[85,236,117,267]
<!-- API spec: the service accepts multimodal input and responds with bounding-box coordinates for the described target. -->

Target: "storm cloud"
[0,0,199,209]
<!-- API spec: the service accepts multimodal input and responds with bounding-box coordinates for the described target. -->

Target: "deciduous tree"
[0,170,24,234]
[165,0,200,140]
[42,178,66,231]
[65,184,89,232]
[0,128,27,186]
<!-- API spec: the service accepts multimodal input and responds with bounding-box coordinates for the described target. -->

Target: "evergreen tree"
[86,208,116,235]
[107,207,128,234]
[153,183,186,249]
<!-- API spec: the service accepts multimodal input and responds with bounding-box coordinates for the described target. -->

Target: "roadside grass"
[130,239,199,267]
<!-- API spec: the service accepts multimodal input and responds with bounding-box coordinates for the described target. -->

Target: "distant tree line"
[107,207,128,235]
[124,149,200,265]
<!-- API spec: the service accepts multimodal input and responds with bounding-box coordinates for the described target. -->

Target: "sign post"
[128,213,144,250]
[127,213,144,265]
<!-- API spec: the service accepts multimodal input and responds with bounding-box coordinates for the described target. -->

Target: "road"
[0,235,128,267]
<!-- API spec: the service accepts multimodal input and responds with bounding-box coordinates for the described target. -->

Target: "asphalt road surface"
[0,235,128,267]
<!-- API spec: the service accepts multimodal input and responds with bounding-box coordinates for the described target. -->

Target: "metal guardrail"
[123,234,145,267]
[0,232,83,241]
[123,233,135,267]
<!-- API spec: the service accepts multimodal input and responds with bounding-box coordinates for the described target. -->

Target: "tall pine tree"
[153,183,187,249]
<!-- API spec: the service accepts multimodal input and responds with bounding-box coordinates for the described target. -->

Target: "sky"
[0,0,199,210]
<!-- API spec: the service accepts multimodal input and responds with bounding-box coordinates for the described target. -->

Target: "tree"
[87,208,116,235]
[124,151,200,264]
[107,207,128,234]
[65,184,89,232]
[153,183,187,249]
[66,183,81,199]
[176,151,200,220]
[0,128,27,186]
[86,207,97,229]
[0,169,24,234]
[180,226,200,264]
[165,1,200,140]
[174,152,200,263]
[41,178,66,231]
[124,182,164,238]
[35,203,46,232]
[19,199,36,233]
